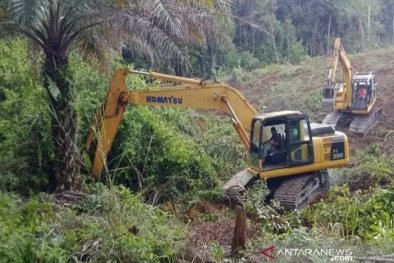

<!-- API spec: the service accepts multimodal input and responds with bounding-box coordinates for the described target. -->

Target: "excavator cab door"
[285,115,314,167]
[369,75,378,103]
[249,117,287,170]
[249,118,263,170]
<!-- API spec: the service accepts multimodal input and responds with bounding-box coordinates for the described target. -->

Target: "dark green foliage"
[92,105,244,205]
[0,41,53,194]
[161,0,393,78]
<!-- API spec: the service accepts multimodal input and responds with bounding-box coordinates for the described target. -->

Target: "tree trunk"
[392,17,394,43]
[327,14,331,56]
[358,18,365,52]
[267,12,279,65]
[44,51,81,192]
[368,0,371,46]
[231,204,247,254]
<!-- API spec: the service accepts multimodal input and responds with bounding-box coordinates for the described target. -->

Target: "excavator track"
[322,111,343,129]
[322,107,383,136]
[222,169,328,210]
[273,172,323,210]
[349,107,383,136]
[222,168,255,204]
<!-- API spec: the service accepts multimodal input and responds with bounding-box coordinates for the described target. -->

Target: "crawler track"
[273,172,323,210]
[222,169,328,210]
[322,107,383,136]
[322,112,343,129]
[222,168,255,204]
[349,107,383,136]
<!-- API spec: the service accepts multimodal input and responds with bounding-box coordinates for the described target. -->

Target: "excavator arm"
[84,68,258,178]
[322,38,353,111]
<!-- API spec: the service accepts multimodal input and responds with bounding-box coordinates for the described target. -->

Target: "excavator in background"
[321,38,382,136]
[84,68,350,210]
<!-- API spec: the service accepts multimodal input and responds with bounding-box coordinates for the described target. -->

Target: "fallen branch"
[384,130,394,142]
[53,190,86,198]
[53,190,87,206]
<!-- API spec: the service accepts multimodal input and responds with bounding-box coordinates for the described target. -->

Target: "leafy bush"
[302,184,394,242]
[0,185,186,263]
[0,40,53,194]
[286,41,308,65]
[333,144,394,188]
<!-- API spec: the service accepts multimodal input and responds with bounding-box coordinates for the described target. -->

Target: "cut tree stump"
[231,204,246,254]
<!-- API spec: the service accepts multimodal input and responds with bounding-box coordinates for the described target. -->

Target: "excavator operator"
[357,84,367,99]
[260,127,280,164]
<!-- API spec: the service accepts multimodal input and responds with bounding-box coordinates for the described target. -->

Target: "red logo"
[261,245,275,259]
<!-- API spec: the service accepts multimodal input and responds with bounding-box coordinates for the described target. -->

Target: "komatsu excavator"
[85,68,350,210]
[321,38,382,136]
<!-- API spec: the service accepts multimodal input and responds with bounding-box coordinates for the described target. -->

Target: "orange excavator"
[85,68,350,210]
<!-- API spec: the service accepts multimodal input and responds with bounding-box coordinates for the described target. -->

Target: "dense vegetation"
[1,0,394,262]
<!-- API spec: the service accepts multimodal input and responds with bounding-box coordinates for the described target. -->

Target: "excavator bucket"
[322,80,334,113]
[322,89,334,113]
[321,81,343,114]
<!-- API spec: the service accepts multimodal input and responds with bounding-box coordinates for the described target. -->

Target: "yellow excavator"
[321,38,382,136]
[84,68,350,210]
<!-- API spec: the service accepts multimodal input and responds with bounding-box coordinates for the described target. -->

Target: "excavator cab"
[249,112,314,171]
[351,72,377,111]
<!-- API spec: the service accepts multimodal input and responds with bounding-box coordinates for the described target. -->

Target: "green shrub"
[0,186,186,263]
[0,40,53,194]
[302,184,394,243]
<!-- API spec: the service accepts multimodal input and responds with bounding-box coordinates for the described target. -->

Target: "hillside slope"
[225,47,394,153]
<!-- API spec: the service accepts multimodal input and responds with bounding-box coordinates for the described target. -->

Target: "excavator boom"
[85,68,257,177]
[322,38,352,113]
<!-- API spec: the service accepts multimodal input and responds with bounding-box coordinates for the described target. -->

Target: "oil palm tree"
[0,0,231,192]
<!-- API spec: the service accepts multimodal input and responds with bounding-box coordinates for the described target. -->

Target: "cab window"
[288,118,312,163]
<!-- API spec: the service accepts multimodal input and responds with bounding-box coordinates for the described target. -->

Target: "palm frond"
[115,0,233,71]
[2,0,42,28]
[143,0,181,36]
[117,11,189,65]
[75,33,114,74]
[179,7,213,48]
[127,37,156,66]
[1,0,232,73]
